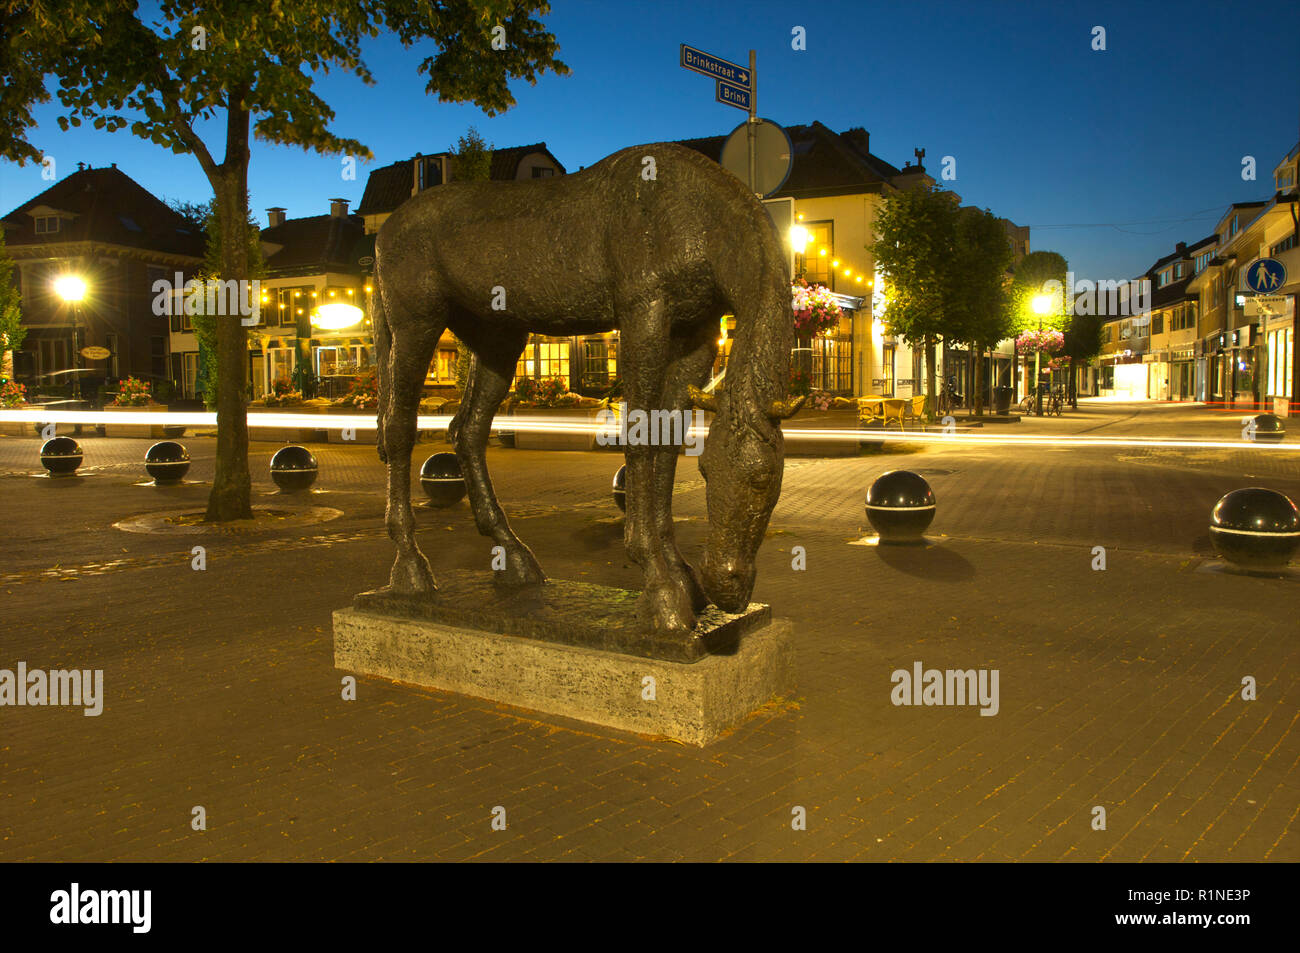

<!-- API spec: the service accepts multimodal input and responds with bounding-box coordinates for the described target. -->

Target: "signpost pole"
[746,50,757,196]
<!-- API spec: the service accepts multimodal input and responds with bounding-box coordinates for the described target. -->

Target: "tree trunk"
[973,344,985,416]
[924,335,937,420]
[204,102,253,522]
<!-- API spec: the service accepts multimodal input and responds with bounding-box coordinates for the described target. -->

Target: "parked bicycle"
[936,376,963,417]
[1020,386,1065,417]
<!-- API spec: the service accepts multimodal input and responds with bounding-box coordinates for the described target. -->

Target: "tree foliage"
[0,229,26,373]
[1009,250,1069,335]
[2,0,568,519]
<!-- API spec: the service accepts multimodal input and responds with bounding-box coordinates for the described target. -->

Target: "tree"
[0,229,26,381]
[1061,311,1105,408]
[1009,251,1069,405]
[3,1,568,520]
[871,184,960,408]
[945,207,1012,415]
[189,199,266,411]
[872,187,1012,416]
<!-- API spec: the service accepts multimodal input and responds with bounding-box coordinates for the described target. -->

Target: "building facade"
[1,164,203,403]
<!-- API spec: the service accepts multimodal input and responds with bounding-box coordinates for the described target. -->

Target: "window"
[531,167,555,178]
[580,336,618,391]
[1157,268,1172,287]
[515,336,570,382]
[1152,314,1163,335]
[34,216,60,234]
[266,348,295,389]
[417,156,443,191]
[800,220,834,288]
[1230,215,1239,237]
[1174,263,1184,279]
[1268,328,1293,398]
[1271,234,1297,257]
[151,336,167,378]
[429,349,456,382]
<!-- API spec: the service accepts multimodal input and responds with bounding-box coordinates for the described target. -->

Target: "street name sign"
[680,44,751,88]
[715,79,751,110]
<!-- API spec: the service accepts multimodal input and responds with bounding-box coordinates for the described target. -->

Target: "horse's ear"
[769,395,807,419]
[687,385,718,412]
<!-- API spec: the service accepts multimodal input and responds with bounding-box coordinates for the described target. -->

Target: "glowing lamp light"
[311,302,363,331]
[1032,294,1053,315]
[54,275,87,302]
[789,225,811,254]
[831,259,840,268]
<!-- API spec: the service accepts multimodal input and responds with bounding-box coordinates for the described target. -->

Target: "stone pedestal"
[333,572,795,746]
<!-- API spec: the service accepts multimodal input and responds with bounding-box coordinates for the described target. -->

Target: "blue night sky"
[2,0,1297,282]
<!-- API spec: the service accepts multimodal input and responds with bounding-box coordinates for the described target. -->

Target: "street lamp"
[1031,294,1053,417]
[789,225,810,279]
[54,274,88,403]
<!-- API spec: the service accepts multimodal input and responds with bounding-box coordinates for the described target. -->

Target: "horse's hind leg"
[452,329,544,587]
[382,314,443,593]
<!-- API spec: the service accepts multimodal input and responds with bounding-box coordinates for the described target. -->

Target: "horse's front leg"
[650,319,719,615]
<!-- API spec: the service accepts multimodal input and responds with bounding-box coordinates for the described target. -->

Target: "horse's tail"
[373,274,392,463]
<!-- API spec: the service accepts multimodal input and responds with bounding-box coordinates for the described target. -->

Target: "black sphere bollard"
[865,469,935,543]
[270,445,318,492]
[144,441,190,485]
[1209,487,1300,569]
[40,437,83,477]
[1252,414,1285,444]
[612,464,627,513]
[420,452,467,507]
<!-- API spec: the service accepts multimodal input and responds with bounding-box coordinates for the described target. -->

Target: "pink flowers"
[1015,329,1064,356]
[792,279,842,336]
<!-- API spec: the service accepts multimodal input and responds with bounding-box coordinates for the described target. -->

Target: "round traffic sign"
[720,119,793,198]
[1245,257,1287,294]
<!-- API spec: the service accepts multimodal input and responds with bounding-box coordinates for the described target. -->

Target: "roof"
[261,213,367,278]
[356,143,566,215]
[675,121,917,200]
[0,165,205,258]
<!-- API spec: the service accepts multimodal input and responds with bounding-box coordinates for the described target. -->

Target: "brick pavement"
[0,402,1297,861]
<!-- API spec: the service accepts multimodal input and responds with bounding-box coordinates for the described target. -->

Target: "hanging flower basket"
[1015,329,1064,355]
[792,278,842,336]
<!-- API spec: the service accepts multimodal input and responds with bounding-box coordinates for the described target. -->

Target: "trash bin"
[994,386,1012,415]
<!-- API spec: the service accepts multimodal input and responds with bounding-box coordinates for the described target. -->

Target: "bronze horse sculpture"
[373,142,802,639]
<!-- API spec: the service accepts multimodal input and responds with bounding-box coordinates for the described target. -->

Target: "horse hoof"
[390,556,436,594]
[493,547,546,588]
[636,588,697,636]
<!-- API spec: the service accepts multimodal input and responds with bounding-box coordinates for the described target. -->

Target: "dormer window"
[34,216,60,234]
[531,167,555,178]
[416,156,443,191]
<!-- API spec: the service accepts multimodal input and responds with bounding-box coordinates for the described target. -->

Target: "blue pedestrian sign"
[680,44,751,89]
[1245,257,1287,293]
[715,79,751,111]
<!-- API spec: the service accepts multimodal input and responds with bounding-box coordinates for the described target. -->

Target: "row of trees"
[870,185,1105,413]
[2,0,567,521]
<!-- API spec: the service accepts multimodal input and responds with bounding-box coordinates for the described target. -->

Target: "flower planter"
[104,403,182,438]
[511,406,600,451]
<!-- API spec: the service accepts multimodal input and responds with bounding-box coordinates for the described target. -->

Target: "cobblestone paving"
[0,402,1297,861]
